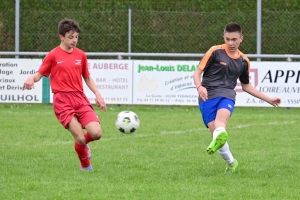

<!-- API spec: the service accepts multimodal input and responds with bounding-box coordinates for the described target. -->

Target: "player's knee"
[75,136,86,145]
[91,129,102,140]
[215,117,228,127]
[94,131,102,140]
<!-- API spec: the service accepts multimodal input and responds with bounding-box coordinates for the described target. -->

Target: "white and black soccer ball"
[115,110,140,133]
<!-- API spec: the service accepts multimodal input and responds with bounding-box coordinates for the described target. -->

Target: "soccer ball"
[115,110,140,133]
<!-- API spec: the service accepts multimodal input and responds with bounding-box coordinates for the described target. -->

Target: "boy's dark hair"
[58,18,81,36]
[224,22,242,35]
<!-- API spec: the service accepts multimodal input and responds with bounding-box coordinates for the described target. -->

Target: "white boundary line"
[4,121,296,147]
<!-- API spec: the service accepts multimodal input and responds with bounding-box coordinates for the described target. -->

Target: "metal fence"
[0,1,300,60]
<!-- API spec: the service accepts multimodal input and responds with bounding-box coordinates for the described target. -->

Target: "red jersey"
[38,46,90,93]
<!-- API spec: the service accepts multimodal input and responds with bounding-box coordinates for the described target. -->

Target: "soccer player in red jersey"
[193,22,281,173]
[23,18,106,171]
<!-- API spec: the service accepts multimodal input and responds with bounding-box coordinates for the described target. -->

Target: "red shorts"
[53,92,100,129]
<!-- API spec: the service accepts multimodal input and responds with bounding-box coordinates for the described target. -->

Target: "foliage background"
[0,0,299,60]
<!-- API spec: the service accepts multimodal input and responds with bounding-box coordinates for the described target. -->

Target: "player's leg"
[208,118,232,161]
[199,97,218,131]
[220,146,238,173]
[76,94,102,164]
[206,96,234,154]
[68,116,93,171]
[206,108,231,154]
[77,103,102,143]
[207,121,215,134]
[78,118,102,163]
[76,93,102,142]
[214,108,231,129]
[213,109,233,163]
[215,98,238,173]
[84,122,102,140]
[199,97,229,154]
[200,97,238,172]
[199,97,224,154]
[206,117,238,173]
[53,92,92,171]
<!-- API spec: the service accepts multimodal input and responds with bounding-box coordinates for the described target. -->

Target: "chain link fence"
[1,8,300,60]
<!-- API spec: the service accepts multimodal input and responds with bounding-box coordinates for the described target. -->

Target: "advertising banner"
[3,58,300,108]
[49,60,133,104]
[236,62,300,107]
[132,60,199,105]
[132,60,300,107]
[0,59,42,103]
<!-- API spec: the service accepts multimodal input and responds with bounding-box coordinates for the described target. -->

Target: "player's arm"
[193,68,203,90]
[23,72,43,90]
[23,52,53,90]
[241,83,281,107]
[81,54,102,99]
[193,47,214,101]
[84,76,101,98]
[81,54,106,111]
[84,76,107,111]
[193,68,208,100]
[240,60,281,107]
[242,83,273,102]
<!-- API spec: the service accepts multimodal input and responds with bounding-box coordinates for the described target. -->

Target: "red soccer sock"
[85,132,94,144]
[74,142,91,167]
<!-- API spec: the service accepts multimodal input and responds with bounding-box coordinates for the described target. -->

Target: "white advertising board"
[4,58,299,108]
[132,60,199,105]
[49,60,133,104]
[236,62,300,107]
[132,60,300,107]
[0,59,42,103]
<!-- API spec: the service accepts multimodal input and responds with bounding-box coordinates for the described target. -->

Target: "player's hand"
[23,76,35,90]
[197,86,208,101]
[267,97,281,107]
[95,95,107,112]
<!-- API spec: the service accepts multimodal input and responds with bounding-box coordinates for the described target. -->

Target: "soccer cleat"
[86,144,92,159]
[80,165,94,171]
[225,159,239,174]
[206,131,228,155]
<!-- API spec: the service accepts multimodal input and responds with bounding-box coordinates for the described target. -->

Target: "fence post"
[256,0,262,61]
[128,6,132,60]
[15,0,20,58]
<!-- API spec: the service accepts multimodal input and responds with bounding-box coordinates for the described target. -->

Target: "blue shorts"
[199,97,235,128]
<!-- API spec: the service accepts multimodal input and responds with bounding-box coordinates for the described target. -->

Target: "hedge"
[0,0,299,60]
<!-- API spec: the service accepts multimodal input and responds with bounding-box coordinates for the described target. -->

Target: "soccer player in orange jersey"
[193,22,281,173]
[23,18,106,171]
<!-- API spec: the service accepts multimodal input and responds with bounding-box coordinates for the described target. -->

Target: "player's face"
[223,32,243,54]
[59,31,79,49]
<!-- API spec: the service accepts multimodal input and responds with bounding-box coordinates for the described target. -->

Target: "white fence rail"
[1,52,300,61]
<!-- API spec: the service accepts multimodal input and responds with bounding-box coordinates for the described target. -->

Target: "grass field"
[1,103,300,200]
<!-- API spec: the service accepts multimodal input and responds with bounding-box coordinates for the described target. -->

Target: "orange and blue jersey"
[198,44,250,102]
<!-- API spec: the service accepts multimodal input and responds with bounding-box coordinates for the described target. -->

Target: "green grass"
[1,103,300,199]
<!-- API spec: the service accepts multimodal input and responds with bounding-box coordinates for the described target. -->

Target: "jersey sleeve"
[38,52,54,77]
[239,55,251,84]
[198,46,215,71]
[81,53,90,78]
